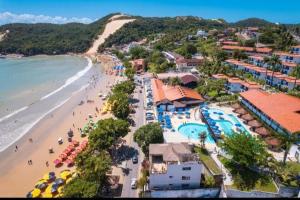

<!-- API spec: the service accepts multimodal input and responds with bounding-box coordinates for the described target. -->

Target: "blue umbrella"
[54,178,65,186]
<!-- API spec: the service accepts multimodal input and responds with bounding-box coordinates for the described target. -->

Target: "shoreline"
[0,56,120,197]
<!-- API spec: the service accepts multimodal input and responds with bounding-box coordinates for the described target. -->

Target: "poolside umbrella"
[234,108,247,115]
[35,179,48,190]
[265,137,282,147]
[54,178,65,186]
[53,159,62,168]
[60,170,71,180]
[247,120,262,128]
[241,114,254,122]
[231,103,241,109]
[255,127,270,137]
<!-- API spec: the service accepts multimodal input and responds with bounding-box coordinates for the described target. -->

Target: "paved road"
[121,76,145,198]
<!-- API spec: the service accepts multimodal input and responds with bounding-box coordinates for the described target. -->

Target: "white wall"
[149,161,203,190]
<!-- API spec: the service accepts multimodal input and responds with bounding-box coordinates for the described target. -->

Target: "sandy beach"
[0,64,123,196]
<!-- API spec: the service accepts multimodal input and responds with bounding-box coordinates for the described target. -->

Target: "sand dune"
[86,15,135,55]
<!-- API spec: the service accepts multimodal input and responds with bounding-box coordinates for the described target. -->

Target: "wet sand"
[0,67,123,197]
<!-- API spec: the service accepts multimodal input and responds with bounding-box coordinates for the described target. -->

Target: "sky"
[0,0,300,25]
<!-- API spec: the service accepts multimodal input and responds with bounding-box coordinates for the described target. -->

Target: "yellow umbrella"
[31,188,41,198]
[42,193,53,198]
[58,186,64,194]
[45,183,53,194]
[66,178,73,184]
[60,170,71,180]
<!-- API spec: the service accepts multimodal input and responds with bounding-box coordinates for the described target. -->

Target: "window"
[182,176,190,180]
[169,176,173,179]
[182,167,191,171]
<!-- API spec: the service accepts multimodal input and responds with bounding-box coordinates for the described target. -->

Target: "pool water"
[178,123,215,144]
[204,108,250,136]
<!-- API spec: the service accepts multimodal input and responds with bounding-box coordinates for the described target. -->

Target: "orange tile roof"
[222,45,254,52]
[240,90,300,133]
[256,47,272,53]
[213,73,261,89]
[274,51,300,58]
[151,79,204,104]
[222,41,239,46]
[249,55,265,61]
[226,59,300,84]
[282,61,297,68]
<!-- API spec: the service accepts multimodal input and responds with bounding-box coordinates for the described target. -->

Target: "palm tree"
[264,55,282,87]
[291,64,300,89]
[276,133,300,165]
[199,131,207,148]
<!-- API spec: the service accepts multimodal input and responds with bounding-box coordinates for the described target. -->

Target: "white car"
[131,178,137,189]
[102,94,107,100]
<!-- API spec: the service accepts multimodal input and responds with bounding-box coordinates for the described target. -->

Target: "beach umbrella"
[68,143,75,149]
[43,172,55,182]
[27,188,41,198]
[54,178,65,186]
[53,159,62,168]
[42,193,53,198]
[63,149,71,156]
[69,154,77,161]
[60,170,71,180]
[59,153,68,161]
[72,140,79,147]
[66,159,74,167]
[35,179,48,190]
[71,151,78,156]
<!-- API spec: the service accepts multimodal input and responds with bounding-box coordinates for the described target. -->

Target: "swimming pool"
[203,107,250,136]
[178,123,215,144]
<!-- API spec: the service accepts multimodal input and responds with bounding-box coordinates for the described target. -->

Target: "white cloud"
[0,12,94,25]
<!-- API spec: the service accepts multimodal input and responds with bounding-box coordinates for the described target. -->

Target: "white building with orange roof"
[240,90,300,136]
[151,79,204,111]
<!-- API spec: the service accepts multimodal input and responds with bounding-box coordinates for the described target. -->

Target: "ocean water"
[0,55,100,152]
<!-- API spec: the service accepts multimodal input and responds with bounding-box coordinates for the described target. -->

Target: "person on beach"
[46,161,49,167]
[30,160,32,165]
[29,138,33,143]
[15,145,18,151]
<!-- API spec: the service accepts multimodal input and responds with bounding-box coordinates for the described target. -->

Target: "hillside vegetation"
[0,13,118,56]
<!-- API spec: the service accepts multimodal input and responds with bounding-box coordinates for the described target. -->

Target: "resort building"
[239,89,300,136]
[151,78,204,111]
[156,72,199,88]
[176,58,203,72]
[162,51,184,63]
[292,45,300,55]
[196,29,208,38]
[221,41,239,46]
[274,52,300,64]
[212,74,261,93]
[222,45,272,56]
[130,59,146,73]
[149,143,203,190]
[225,59,300,90]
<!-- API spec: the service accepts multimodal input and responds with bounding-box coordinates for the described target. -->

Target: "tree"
[134,123,164,156]
[291,64,300,89]
[88,118,130,151]
[129,46,149,59]
[232,49,248,60]
[112,80,135,94]
[199,131,207,148]
[220,132,271,168]
[168,77,181,86]
[264,55,282,86]
[125,66,136,81]
[62,177,99,198]
[275,133,300,165]
[203,175,216,188]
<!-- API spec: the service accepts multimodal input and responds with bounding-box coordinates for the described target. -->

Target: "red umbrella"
[71,151,78,156]
[63,149,71,155]
[59,153,68,161]
[72,140,79,147]
[53,159,62,167]
[69,154,77,160]
[68,144,75,149]
[75,149,82,154]
[66,146,74,152]
[65,159,74,167]
[82,140,88,144]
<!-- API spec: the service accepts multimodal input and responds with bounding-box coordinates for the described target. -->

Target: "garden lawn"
[195,147,222,175]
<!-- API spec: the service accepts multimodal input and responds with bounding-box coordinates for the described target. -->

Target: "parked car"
[131,178,137,189]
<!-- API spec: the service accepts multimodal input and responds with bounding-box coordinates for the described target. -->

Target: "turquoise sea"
[0,55,98,152]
